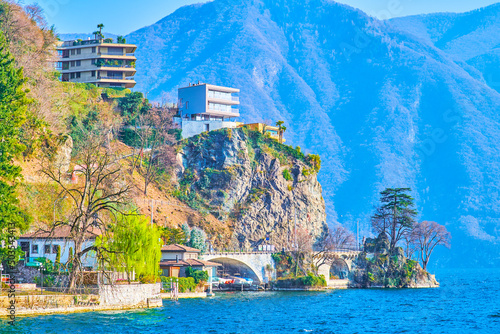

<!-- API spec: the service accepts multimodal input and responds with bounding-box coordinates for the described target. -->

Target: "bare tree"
[403,233,418,260]
[371,206,391,236]
[292,227,313,277]
[41,129,131,291]
[130,107,177,195]
[313,225,355,271]
[412,221,451,270]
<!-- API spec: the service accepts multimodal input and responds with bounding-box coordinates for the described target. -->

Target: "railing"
[205,251,274,256]
[97,76,135,80]
[98,52,126,56]
[231,96,239,102]
[62,39,100,47]
[98,64,135,68]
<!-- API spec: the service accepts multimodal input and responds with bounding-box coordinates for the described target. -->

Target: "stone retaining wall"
[0,283,163,317]
[99,283,161,306]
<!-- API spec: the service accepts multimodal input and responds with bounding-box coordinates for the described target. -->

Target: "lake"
[2,268,500,333]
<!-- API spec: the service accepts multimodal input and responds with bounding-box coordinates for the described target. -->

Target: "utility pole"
[294,205,297,251]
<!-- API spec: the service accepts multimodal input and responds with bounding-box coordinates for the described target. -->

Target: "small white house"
[18,226,98,269]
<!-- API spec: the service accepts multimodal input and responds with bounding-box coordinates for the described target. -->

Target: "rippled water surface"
[2,269,500,333]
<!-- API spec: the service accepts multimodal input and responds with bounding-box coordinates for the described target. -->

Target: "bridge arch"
[202,253,274,284]
[330,257,350,279]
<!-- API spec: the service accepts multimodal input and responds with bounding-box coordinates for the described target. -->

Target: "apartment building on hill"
[55,38,137,88]
[176,82,240,138]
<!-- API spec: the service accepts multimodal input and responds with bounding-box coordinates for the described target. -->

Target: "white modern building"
[176,83,240,138]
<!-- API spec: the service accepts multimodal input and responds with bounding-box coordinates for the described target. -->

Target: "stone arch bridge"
[316,250,361,287]
[201,252,275,284]
[201,250,361,285]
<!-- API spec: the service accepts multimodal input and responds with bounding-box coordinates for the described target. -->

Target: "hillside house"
[159,244,220,278]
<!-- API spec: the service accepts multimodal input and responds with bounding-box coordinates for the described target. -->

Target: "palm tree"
[276,120,286,143]
[97,23,104,34]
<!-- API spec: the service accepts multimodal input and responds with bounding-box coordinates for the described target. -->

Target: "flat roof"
[179,83,240,93]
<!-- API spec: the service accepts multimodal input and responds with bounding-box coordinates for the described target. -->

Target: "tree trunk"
[68,237,83,292]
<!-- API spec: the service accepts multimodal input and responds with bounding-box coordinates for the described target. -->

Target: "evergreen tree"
[181,223,191,244]
[371,188,417,251]
[0,31,31,246]
[189,227,207,253]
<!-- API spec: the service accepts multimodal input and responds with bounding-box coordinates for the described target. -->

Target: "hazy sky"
[23,0,499,35]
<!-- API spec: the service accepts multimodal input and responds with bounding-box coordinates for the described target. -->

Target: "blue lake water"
[2,268,500,333]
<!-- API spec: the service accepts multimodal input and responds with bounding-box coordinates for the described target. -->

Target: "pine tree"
[181,223,191,245]
[371,188,417,251]
[0,31,31,246]
[189,227,207,254]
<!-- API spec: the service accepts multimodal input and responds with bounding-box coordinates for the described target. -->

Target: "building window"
[70,73,75,79]
[52,245,60,254]
[44,245,51,254]
[32,245,38,254]
[70,61,75,67]
[76,72,81,79]
[91,71,96,77]
[77,48,81,55]
[91,59,96,65]
[92,47,96,53]
[71,49,76,55]
[76,60,81,66]
[205,124,209,132]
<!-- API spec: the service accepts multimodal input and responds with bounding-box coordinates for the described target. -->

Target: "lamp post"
[0,263,3,293]
[39,262,44,295]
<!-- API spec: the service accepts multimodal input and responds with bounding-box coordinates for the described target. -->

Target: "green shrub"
[162,276,197,292]
[140,275,161,284]
[185,267,209,284]
[282,169,293,181]
[274,273,326,288]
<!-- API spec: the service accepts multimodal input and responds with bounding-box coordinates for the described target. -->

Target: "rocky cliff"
[174,128,327,250]
[350,233,439,288]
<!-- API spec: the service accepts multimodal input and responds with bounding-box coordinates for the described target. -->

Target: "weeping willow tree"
[96,213,162,283]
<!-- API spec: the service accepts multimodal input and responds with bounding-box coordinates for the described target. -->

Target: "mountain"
[125,0,500,268]
[389,3,500,93]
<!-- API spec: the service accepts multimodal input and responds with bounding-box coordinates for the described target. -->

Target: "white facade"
[18,237,97,269]
[178,83,240,119]
[177,83,240,138]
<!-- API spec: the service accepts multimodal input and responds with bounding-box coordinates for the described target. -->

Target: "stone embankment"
[0,283,162,317]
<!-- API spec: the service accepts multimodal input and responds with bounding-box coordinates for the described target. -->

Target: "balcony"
[99,52,126,56]
[232,96,239,102]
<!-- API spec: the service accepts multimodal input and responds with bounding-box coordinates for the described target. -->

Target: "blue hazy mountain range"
[60,0,500,267]
[390,3,500,94]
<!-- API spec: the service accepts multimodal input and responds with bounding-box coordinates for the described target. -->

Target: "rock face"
[350,233,439,288]
[175,128,327,249]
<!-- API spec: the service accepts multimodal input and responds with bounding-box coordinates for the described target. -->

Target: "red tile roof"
[159,259,221,268]
[20,226,102,239]
[161,244,201,252]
